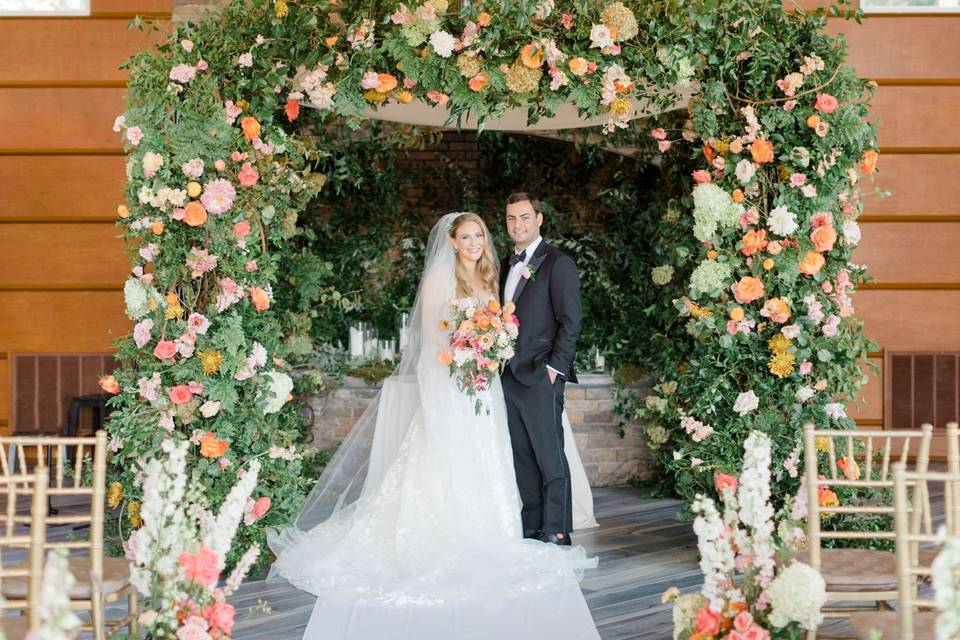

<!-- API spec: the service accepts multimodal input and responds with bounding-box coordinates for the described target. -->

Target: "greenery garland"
[105,0,878,565]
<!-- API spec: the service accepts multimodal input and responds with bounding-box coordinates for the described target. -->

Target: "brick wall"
[304,373,653,487]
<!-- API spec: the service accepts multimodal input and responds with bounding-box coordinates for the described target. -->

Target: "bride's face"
[451,221,485,264]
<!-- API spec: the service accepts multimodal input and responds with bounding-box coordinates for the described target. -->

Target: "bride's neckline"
[469,289,496,303]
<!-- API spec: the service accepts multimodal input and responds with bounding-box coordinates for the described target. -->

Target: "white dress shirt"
[504,236,564,379]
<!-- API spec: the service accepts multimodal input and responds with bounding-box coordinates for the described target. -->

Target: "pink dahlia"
[200,178,236,215]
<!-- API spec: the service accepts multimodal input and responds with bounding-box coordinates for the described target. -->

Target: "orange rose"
[799,250,826,276]
[707,250,718,259]
[761,297,792,323]
[248,287,271,311]
[732,276,765,304]
[731,189,744,204]
[750,139,774,164]
[740,229,768,256]
[487,299,501,313]
[702,145,715,164]
[183,201,208,227]
[240,116,261,141]
[763,258,775,271]
[818,486,839,508]
[378,73,398,92]
[99,375,120,395]
[810,225,837,253]
[439,319,450,331]
[151,220,165,234]
[477,11,491,26]
[838,457,861,480]
[861,149,879,175]
[567,57,589,76]
[504,301,516,316]
[398,90,414,103]
[806,114,821,128]
[325,36,339,47]
[520,43,545,68]
[729,307,744,321]
[437,350,454,366]
[468,72,490,92]
[199,432,229,459]
[117,204,130,219]
[477,315,492,330]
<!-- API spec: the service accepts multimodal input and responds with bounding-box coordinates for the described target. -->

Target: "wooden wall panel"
[0,292,129,352]
[826,16,960,80]
[0,19,169,83]
[0,88,125,151]
[871,86,960,149]
[0,156,126,219]
[862,154,960,216]
[92,0,172,14]
[0,359,8,432]
[0,224,128,285]
[854,222,960,282]
[857,290,960,351]
[848,356,883,421]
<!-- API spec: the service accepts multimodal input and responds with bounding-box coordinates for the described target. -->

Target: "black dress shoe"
[523,528,542,539]
[538,531,572,546]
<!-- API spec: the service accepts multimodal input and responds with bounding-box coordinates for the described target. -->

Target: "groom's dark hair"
[506,192,542,214]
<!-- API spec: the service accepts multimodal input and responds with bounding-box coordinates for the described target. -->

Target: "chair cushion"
[795,548,899,592]
[0,615,31,640]
[849,610,937,640]
[0,556,129,599]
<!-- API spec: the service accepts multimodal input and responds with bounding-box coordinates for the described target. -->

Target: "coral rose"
[199,432,228,458]
[750,139,774,164]
[151,220,165,235]
[861,149,879,175]
[240,116,261,141]
[204,601,236,635]
[469,72,490,92]
[567,57,589,76]
[99,375,120,394]
[378,73,398,92]
[810,225,837,252]
[715,472,738,493]
[761,297,792,323]
[799,250,826,275]
[732,276,765,304]
[740,229,768,256]
[729,306,745,321]
[238,162,259,187]
[487,299,501,313]
[694,606,722,636]
[814,93,839,114]
[520,43,545,68]
[183,201,207,227]
[179,546,221,588]
[168,384,193,405]
[248,287,270,311]
[818,486,839,507]
[153,340,177,361]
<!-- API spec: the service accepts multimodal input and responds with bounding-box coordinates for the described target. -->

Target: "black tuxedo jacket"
[499,240,581,386]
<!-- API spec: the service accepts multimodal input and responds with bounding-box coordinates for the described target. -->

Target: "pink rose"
[789,173,806,187]
[187,380,204,394]
[734,611,754,632]
[815,93,839,114]
[715,472,738,494]
[233,221,251,237]
[204,601,236,634]
[125,126,143,146]
[238,162,259,187]
[243,496,271,525]
[180,39,194,52]
[153,340,177,361]
[179,546,221,587]
[692,169,712,184]
[196,59,208,71]
[245,260,258,272]
[169,385,193,405]
[657,140,672,152]
[650,128,667,140]
[694,606,722,636]
[176,623,212,640]
[744,626,771,640]
[799,360,813,375]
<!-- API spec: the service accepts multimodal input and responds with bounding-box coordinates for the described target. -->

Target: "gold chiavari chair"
[802,422,934,639]
[849,464,960,639]
[0,467,48,639]
[0,432,137,640]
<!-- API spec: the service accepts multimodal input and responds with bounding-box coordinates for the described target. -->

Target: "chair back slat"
[882,437,892,481]
[0,467,48,627]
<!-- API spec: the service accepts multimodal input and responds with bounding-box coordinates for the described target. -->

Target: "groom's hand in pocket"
[547,368,558,384]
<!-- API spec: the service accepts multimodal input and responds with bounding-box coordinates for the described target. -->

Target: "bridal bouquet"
[126,439,263,639]
[438,298,519,415]
[667,431,827,640]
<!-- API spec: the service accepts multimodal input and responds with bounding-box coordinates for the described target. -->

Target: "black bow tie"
[509,250,527,268]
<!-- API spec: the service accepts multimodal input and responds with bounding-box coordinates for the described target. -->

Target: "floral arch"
[107,0,878,566]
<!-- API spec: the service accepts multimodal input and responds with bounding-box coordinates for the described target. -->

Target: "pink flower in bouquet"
[180,39,194,52]
[650,128,667,140]
[789,173,806,187]
[658,140,672,152]
[126,126,143,146]
[204,601,236,635]
[200,178,236,215]
[179,546,221,588]
[473,374,488,392]
[134,319,154,348]
[478,334,494,350]
[815,93,839,114]
[169,385,193,405]
[734,611,754,632]
[243,496,271,525]
[760,297,791,324]
[153,340,177,362]
[169,64,197,83]
[233,220,251,238]
[187,312,210,335]
[692,169,712,184]
[715,472,738,494]
[238,162,260,186]
[245,260,258,272]
[694,605,722,635]
[176,621,212,640]
[187,380,204,394]
[799,360,813,375]
[810,211,833,229]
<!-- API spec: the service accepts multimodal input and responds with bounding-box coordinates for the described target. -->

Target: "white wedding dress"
[268,214,599,639]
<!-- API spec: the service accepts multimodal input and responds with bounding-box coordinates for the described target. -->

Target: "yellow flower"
[610,98,631,116]
[768,350,796,378]
[165,293,183,320]
[186,181,202,198]
[363,89,388,104]
[815,436,830,453]
[505,59,543,94]
[274,0,289,17]
[127,501,143,528]
[456,53,484,78]
[690,304,713,319]
[767,334,793,355]
[713,137,730,155]
[107,482,124,508]
[198,350,223,375]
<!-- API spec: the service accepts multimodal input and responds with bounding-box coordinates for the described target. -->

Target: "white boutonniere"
[521,265,537,281]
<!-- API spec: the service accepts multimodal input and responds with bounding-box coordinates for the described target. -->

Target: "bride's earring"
[454,248,459,253]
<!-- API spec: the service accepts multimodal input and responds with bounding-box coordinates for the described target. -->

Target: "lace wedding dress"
[268,213,599,639]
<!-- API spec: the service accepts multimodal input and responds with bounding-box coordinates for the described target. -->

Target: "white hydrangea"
[429,30,456,58]
[123,277,162,320]
[692,183,743,242]
[767,562,827,629]
[651,265,674,285]
[261,370,294,414]
[767,205,799,237]
[689,260,733,298]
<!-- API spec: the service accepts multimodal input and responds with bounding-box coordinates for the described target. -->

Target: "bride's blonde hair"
[448,213,499,299]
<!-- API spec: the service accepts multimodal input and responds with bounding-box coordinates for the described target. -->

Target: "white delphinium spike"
[202,458,260,564]
[739,431,776,590]
[223,544,261,597]
[692,495,738,612]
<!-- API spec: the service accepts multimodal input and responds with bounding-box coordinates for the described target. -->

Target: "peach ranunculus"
[99,375,120,394]
[715,472,738,494]
[740,229,768,256]
[810,225,837,252]
[248,287,270,311]
[153,340,177,361]
[861,149,879,175]
[799,250,826,276]
[179,546,221,587]
[567,57,589,76]
[520,43,545,68]
[240,116,261,141]
[169,384,193,405]
[814,93,839,114]
[694,605,722,636]
[732,276,765,304]
[438,349,454,366]
[761,297,792,324]
[377,73,398,92]
[729,306,745,321]
[477,315,492,330]
[838,457,861,480]
[183,201,208,227]
[487,299,501,313]
[469,72,490,92]
[238,162,259,187]
[749,138,774,164]
[477,11,491,26]
[199,432,228,459]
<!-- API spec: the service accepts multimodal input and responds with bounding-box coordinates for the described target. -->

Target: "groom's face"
[506,200,543,249]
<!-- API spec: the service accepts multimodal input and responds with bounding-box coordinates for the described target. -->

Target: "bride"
[268,213,599,639]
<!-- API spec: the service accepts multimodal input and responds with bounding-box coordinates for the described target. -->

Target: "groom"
[499,193,582,547]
